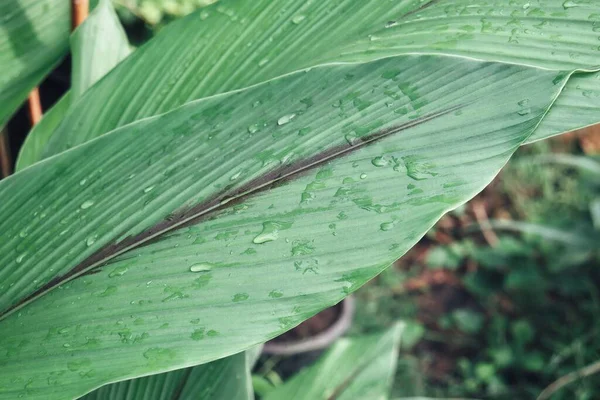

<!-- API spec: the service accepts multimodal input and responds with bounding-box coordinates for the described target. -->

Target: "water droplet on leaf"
[277,113,296,126]
[80,200,94,209]
[189,263,213,273]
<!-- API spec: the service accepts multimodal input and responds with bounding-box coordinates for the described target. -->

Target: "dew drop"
[277,113,296,126]
[248,124,259,134]
[371,156,388,167]
[345,133,357,145]
[16,253,26,264]
[80,200,95,209]
[380,221,397,231]
[190,263,213,273]
[292,15,306,24]
[79,179,87,186]
[360,173,367,179]
[143,186,155,193]
[253,221,291,244]
[109,265,128,278]
[230,171,241,181]
[233,293,249,302]
[562,0,578,9]
[86,235,98,247]
[385,20,398,28]
[19,230,28,238]
[517,108,531,116]
[258,58,269,67]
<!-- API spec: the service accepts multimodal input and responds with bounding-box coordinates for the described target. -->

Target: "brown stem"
[72,0,89,29]
[27,88,43,126]
[537,359,600,400]
[472,200,499,247]
[0,130,12,178]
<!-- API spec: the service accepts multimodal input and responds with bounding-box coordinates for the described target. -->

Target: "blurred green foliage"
[352,143,600,399]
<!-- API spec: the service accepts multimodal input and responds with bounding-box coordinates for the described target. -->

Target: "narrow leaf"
[15,0,132,172]
[15,93,71,171]
[265,323,404,400]
[82,351,255,400]
[70,0,132,102]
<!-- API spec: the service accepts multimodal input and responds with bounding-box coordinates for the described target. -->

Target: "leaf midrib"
[0,105,461,321]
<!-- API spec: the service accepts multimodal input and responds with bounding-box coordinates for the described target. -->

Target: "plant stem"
[0,129,12,178]
[72,0,89,29]
[27,88,42,126]
[537,359,600,400]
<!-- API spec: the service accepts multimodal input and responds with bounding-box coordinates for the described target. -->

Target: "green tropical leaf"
[0,54,573,399]
[82,350,255,400]
[265,323,404,400]
[71,0,132,102]
[14,92,71,171]
[40,0,600,158]
[15,0,131,172]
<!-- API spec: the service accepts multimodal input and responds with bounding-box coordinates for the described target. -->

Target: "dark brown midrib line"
[0,105,461,321]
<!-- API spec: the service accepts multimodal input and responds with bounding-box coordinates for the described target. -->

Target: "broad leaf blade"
[41,0,600,157]
[0,56,569,399]
[265,323,404,400]
[83,351,255,400]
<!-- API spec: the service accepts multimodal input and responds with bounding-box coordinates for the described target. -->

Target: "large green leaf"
[15,0,131,172]
[0,0,70,127]
[0,55,571,399]
[265,323,403,400]
[41,0,600,158]
[82,350,255,400]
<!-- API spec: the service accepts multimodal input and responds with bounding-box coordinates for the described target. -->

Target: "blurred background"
[2,1,599,398]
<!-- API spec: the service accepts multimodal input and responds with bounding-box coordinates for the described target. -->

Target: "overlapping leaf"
[15,0,131,172]
[38,0,600,159]
[0,54,570,399]
[265,323,403,400]
[82,350,255,400]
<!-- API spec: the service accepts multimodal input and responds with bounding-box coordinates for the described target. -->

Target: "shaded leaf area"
[15,0,131,172]
[265,323,403,400]
[0,56,567,399]
[42,0,600,157]
[83,351,254,400]
[0,0,70,127]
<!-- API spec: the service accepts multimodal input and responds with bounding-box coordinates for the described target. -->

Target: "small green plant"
[1,0,600,398]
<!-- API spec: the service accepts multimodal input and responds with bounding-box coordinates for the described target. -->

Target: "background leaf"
[265,323,404,400]
[40,0,600,158]
[71,0,132,102]
[15,0,131,172]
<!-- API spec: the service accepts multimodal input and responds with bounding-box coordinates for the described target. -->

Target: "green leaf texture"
[41,0,600,158]
[82,351,254,400]
[0,55,570,399]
